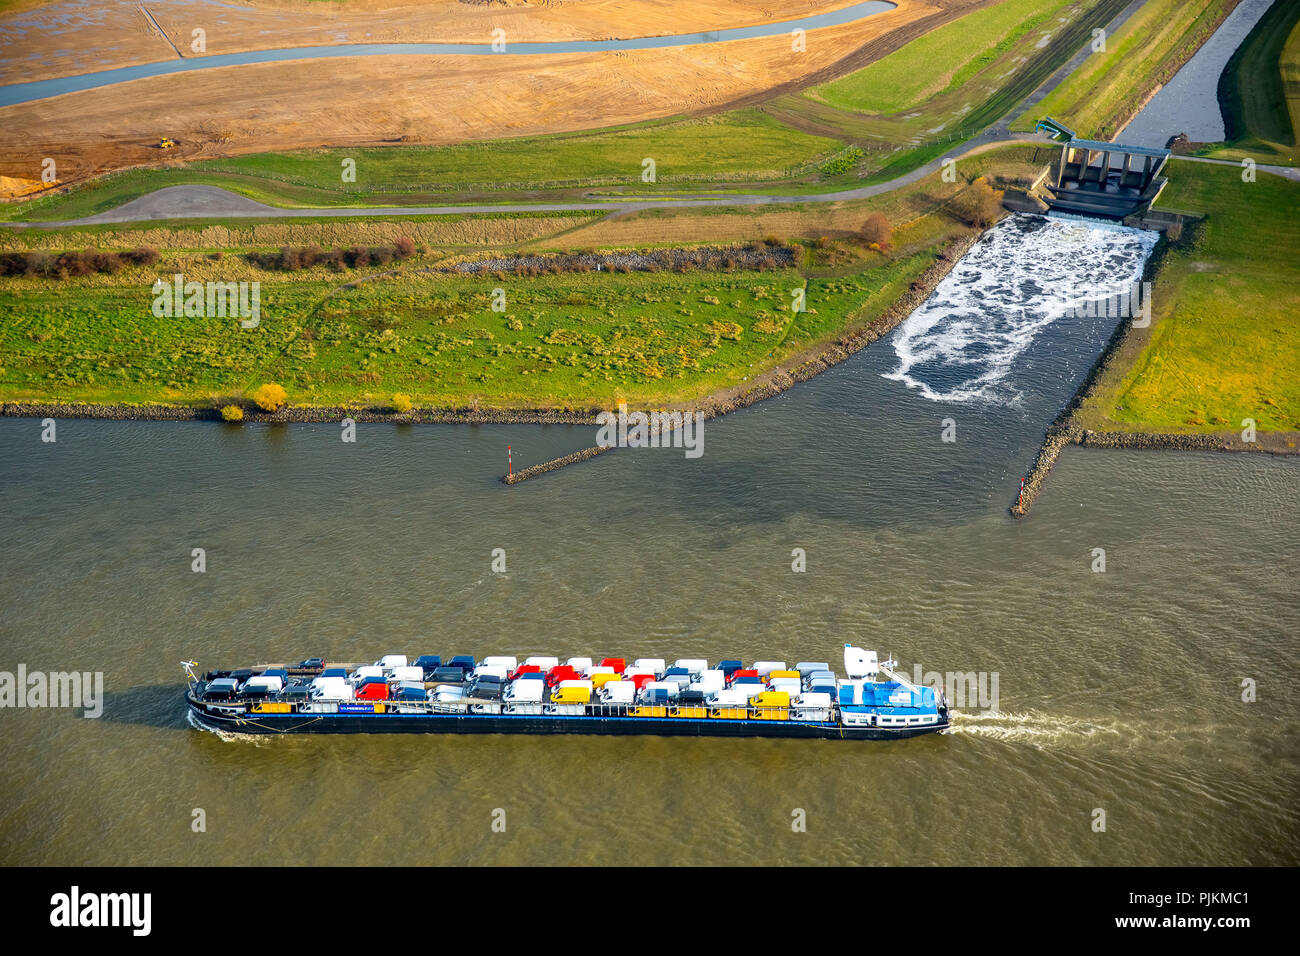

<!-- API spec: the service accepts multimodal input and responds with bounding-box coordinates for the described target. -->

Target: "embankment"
[503,229,982,483]
[1009,217,1298,518]
[3,229,983,486]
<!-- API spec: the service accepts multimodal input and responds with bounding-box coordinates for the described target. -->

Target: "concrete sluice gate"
[1044,138,1171,220]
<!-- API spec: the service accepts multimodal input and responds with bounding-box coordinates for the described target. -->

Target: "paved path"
[19,133,1044,228]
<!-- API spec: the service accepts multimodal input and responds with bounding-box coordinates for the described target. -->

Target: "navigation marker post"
[508,445,513,482]
[1018,477,1025,509]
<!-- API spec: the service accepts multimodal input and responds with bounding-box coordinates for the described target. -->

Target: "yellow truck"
[750,690,791,720]
[550,686,591,705]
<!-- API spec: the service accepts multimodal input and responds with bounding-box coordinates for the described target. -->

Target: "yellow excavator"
[158,138,176,150]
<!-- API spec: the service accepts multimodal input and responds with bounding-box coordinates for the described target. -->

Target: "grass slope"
[768,0,1127,184]
[1204,0,1300,165]
[1079,160,1300,434]
[814,0,1067,114]
[0,257,936,410]
[1012,0,1237,139]
[4,112,842,224]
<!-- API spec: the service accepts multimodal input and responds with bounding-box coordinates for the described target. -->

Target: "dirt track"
[0,0,985,186]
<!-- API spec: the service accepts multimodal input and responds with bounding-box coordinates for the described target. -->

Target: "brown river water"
[1,217,1296,866]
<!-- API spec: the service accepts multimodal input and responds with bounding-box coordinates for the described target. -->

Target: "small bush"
[953,178,1004,228]
[818,147,864,177]
[252,382,287,412]
[0,248,149,279]
[220,405,244,422]
[125,246,160,266]
[392,393,413,414]
[246,238,419,272]
[861,213,892,250]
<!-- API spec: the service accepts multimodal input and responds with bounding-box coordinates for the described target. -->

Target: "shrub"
[252,382,287,412]
[818,147,865,177]
[24,251,53,276]
[125,246,159,266]
[0,248,151,278]
[861,213,892,250]
[246,239,417,272]
[55,251,93,277]
[220,405,244,422]
[392,393,413,414]
[954,178,1005,228]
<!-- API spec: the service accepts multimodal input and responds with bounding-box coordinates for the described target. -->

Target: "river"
[1,215,1296,865]
[1117,0,1276,148]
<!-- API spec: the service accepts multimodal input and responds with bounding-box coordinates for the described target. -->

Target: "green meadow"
[1012,0,1237,139]
[1200,0,1300,166]
[0,252,934,410]
[814,0,1070,115]
[5,112,843,224]
[767,0,1127,184]
[1079,161,1300,434]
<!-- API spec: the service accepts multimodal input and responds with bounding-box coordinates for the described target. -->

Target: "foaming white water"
[884,215,1158,403]
[186,708,279,745]
[946,710,1127,745]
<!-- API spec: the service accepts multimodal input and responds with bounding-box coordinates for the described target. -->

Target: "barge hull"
[188,702,946,741]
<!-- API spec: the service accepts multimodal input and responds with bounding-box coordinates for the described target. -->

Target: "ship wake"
[945,710,1128,746]
[186,708,279,745]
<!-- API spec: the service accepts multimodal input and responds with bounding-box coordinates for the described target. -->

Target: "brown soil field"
[2,0,907,84]
[0,1,984,186]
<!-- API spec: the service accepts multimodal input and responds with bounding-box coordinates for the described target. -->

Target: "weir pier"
[1031,118,1171,219]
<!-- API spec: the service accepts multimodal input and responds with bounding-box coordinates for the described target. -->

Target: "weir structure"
[1033,118,1170,219]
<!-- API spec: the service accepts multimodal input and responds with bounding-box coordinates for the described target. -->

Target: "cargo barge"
[184,645,948,740]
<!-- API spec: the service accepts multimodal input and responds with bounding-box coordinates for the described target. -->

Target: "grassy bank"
[0,212,604,254]
[2,112,845,224]
[813,0,1070,115]
[0,144,1049,411]
[0,254,942,410]
[1201,0,1300,165]
[1074,160,1300,435]
[767,0,1127,183]
[1011,0,1238,139]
